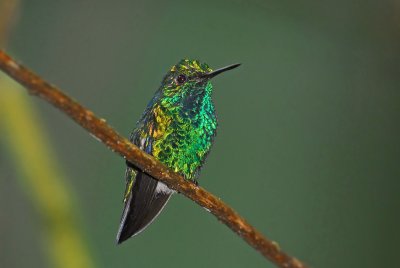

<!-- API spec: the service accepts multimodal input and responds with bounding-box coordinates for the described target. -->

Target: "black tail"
[116,171,172,244]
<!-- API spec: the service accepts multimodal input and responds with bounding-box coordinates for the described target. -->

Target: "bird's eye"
[176,74,187,85]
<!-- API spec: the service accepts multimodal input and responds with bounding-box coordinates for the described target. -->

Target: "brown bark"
[0,50,308,268]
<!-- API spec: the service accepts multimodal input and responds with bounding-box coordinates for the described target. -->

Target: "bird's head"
[157,59,240,107]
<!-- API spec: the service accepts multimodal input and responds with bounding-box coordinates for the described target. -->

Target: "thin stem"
[0,77,95,268]
[0,2,95,268]
[0,50,308,268]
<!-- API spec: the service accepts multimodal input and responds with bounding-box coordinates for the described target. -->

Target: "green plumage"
[131,59,217,180]
[116,59,240,243]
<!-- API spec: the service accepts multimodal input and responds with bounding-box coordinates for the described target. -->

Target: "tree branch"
[0,50,308,268]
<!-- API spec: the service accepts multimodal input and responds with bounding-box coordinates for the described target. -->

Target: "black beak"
[201,63,241,79]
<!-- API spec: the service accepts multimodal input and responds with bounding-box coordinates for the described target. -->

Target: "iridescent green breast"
[155,91,216,179]
[134,83,217,180]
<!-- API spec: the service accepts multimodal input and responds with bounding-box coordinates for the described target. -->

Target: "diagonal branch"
[0,50,308,268]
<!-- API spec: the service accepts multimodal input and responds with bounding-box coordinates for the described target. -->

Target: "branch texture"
[0,50,308,268]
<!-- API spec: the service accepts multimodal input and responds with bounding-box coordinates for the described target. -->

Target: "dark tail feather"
[116,172,172,244]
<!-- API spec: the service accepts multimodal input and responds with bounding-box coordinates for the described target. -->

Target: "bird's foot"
[125,160,137,169]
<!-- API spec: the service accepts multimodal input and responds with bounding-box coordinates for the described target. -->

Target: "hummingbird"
[116,59,240,244]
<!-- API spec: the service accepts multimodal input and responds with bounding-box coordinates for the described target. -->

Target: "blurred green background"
[1,0,399,267]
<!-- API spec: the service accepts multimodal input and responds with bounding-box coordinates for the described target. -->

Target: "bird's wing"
[116,125,173,243]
